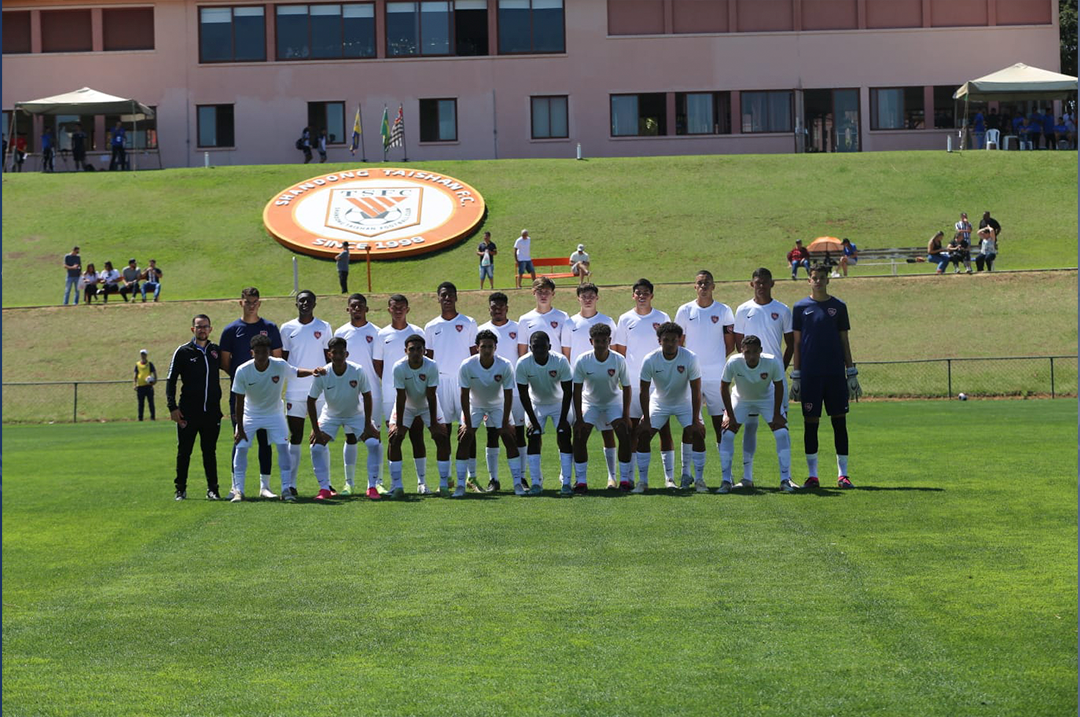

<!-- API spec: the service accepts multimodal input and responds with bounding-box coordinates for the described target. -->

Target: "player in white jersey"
[518,277,570,357]
[333,293,385,495]
[719,335,795,493]
[230,334,324,502]
[389,334,450,497]
[373,294,428,488]
[732,268,794,489]
[673,269,735,489]
[572,322,634,492]
[280,290,333,497]
[478,291,526,491]
[561,282,620,487]
[613,278,676,486]
[307,337,380,501]
[456,330,522,497]
[516,331,574,495]
[634,322,705,493]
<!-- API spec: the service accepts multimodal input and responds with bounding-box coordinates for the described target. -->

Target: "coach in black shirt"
[166,314,224,501]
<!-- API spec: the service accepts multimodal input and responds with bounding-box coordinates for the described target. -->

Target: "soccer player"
[516,331,574,495]
[457,330,522,497]
[230,334,324,502]
[674,269,735,491]
[166,314,223,501]
[389,334,450,496]
[280,290,332,496]
[731,267,794,490]
[719,335,796,493]
[307,337,380,500]
[334,292,384,495]
[572,323,633,491]
[373,294,427,487]
[220,287,283,499]
[790,264,862,489]
[613,278,675,487]
[561,282,620,487]
[478,291,526,490]
[518,277,570,357]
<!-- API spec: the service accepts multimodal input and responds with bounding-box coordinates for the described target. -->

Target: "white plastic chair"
[985,128,1000,149]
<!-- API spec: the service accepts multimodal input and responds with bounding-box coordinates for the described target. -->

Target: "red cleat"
[619,480,633,492]
[366,487,381,500]
[803,477,820,489]
[837,476,854,489]
[315,488,333,500]
[573,482,588,493]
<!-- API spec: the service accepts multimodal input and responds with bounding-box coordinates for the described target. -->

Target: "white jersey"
[572,351,630,407]
[280,317,332,397]
[640,347,702,409]
[458,355,515,410]
[374,322,424,398]
[733,299,792,363]
[392,356,439,410]
[308,361,371,418]
[478,319,521,369]
[424,313,478,377]
[614,307,671,379]
[515,352,573,406]
[334,321,381,397]
[562,312,617,364]
[674,300,735,373]
[232,357,297,419]
[518,307,570,355]
[721,353,784,402]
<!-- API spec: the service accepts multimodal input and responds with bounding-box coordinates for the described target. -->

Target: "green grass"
[2,152,1076,307]
[3,399,1076,716]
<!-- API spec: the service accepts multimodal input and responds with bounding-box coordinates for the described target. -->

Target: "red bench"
[531,257,577,281]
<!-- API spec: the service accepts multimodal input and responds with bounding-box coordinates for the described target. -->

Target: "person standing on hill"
[514,230,536,289]
[477,231,497,290]
[979,211,1001,240]
[63,246,82,305]
[134,349,158,421]
[335,242,351,294]
[109,121,127,171]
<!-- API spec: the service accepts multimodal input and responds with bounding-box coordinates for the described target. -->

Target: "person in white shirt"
[373,294,428,487]
[389,334,449,496]
[230,334,324,502]
[518,277,570,358]
[634,322,705,493]
[569,243,591,283]
[719,335,795,493]
[333,292,384,494]
[98,261,123,303]
[516,331,574,495]
[307,337,380,501]
[513,229,536,289]
[572,323,633,492]
[674,269,736,490]
[614,278,676,487]
[456,330,521,497]
[732,267,795,490]
[280,290,333,496]
[478,291,526,491]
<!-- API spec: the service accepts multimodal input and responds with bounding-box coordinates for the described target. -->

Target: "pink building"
[1,0,1062,168]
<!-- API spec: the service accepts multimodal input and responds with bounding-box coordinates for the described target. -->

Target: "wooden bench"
[531,257,577,281]
[808,247,925,276]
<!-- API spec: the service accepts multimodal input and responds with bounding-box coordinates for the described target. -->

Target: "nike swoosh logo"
[688,317,697,321]
[586,371,593,375]
[747,313,754,318]
[804,310,814,315]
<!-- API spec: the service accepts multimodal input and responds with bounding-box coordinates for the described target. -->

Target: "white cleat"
[631,482,648,494]
[228,491,244,503]
[259,487,278,499]
[780,480,798,493]
[694,478,709,493]
[513,484,528,496]
[417,483,431,495]
[734,479,755,491]
[664,476,678,489]
[606,478,618,490]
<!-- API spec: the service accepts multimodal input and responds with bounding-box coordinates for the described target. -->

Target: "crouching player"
[634,322,705,493]
[718,335,795,493]
[388,334,450,497]
[307,337,380,501]
[572,323,634,492]
[230,334,325,502]
[516,331,574,495]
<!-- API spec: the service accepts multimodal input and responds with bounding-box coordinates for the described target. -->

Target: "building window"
[106,109,157,149]
[307,102,346,144]
[498,0,564,54]
[386,1,487,56]
[932,85,958,129]
[676,92,731,135]
[277,4,375,60]
[740,91,793,133]
[419,99,457,141]
[41,9,93,53]
[103,8,155,51]
[199,6,266,63]
[610,93,666,137]
[197,105,236,147]
[2,11,32,54]
[454,0,488,55]
[870,87,924,130]
[531,96,568,139]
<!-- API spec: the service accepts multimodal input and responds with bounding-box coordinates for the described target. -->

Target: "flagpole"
[359,104,366,162]
[401,104,408,162]
[382,105,388,162]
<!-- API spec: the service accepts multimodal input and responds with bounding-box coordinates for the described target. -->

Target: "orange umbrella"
[807,236,843,253]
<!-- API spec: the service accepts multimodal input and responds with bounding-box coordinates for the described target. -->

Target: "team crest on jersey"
[366,335,373,343]
[652,323,660,330]
[711,316,719,324]
[510,332,517,339]
[828,308,837,317]
[494,374,503,382]
[550,321,559,329]
[608,368,616,377]
[211,350,219,358]
[771,312,779,320]
[272,376,280,383]
[760,372,769,380]
[350,380,358,388]
[314,331,322,339]
[549,370,558,378]
[677,365,685,374]
[419,373,426,381]
[455,324,464,332]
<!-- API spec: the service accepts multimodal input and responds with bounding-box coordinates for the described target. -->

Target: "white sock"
[288,443,302,489]
[233,445,250,495]
[389,460,403,490]
[604,447,617,480]
[414,457,427,485]
[437,460,451,489]
[681,443,693,478]
[275,443,292,492]
[837,454,849,477]
[455,459,468,486]
[527,453,543,486]
[343,443,358,487]
[259,473,271,491]
[631,452,639,480]
[509,461,524,486]
[619,460,633,483]
[806,452,819,477]
[364,438,382,488]
[559,453,574,486]
[486,447,500,482]
[310,443,331,490]
[774,428,792,482]
[517,452,526,477]
[636,452,651,486]
[742,417,758,482]
[661,450,675,480]
[574,461,588,485]
[692,450,706,482]
[467,457,477,480]
[719,431,736,483]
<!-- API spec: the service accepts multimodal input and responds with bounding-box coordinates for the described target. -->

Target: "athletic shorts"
[649,404,695,430]
[528,403,574,434]
[628,382,655,420]
[510,389,526,426]
[390,403,446,428]
[517,260,535,275]
[464,405,512,429]
[285,395,323,419]
[582,402,623,431]
[800,373,849,419]
[239,413,289,446]
[316,414,369,441]
[845,255,858,265]
[479,264,494,280]
[700,379,725,417]
[731,397,785,424]
[436,375,461,423]
[382,396,396,426]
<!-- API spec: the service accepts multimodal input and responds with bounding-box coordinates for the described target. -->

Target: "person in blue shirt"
[41,128,54,172]
[109,121,127,170]
[839,238,858,277]
[973,112,985,149]
[1054,118,1069,149]
[789,264,861,489]
[1042,111,1057,149]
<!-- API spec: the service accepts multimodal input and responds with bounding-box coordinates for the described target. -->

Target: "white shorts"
[582,402,623,431]
[649,404,695,430]
[239,413,289,446]
[510,390,525,426]
[436,375,461,423]
[391,403,446,428]
[731,397,785,424]
[700,379,725,417]
[528,403,574,434]
[285,395,323,419]
[382,395,396,426]
[464,405,512,429]
[317,413,368,441]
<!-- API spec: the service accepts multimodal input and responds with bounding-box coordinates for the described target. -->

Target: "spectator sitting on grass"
[927,231,950,275]
[81,263,101,304]
[946,232,972,274]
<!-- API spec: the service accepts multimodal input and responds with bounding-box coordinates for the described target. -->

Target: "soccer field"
[3,399,1076,717]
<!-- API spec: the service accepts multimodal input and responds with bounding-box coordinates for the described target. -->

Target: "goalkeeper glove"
[789,370,801,403]
[846,366,862,401]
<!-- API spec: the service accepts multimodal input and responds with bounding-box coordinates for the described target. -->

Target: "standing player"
[457,330,522,497]
[478,291,526,491]
[280,290,332,497]
[674,269,735,491]
[561,283,620,487]
[516,331,574,495]
[719,335,796,493]
[230,335,324,502]
[732,267,794,491]
[373,295,428,490]
[389,334,450,496]
[308,337,380,500]
[572,323,633,491]
[334,293,384,495]
[518,277,570,357]
[790,264,862,489]
[634,322,705,493]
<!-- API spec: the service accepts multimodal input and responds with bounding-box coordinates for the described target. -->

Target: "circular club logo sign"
[263,168,485,260]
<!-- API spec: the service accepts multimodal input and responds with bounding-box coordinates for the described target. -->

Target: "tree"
[1061,0,1077,76]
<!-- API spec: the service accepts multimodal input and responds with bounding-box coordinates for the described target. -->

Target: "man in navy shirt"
[789,264,861,489]
[219,286,284,498]
[109,121,127,171]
